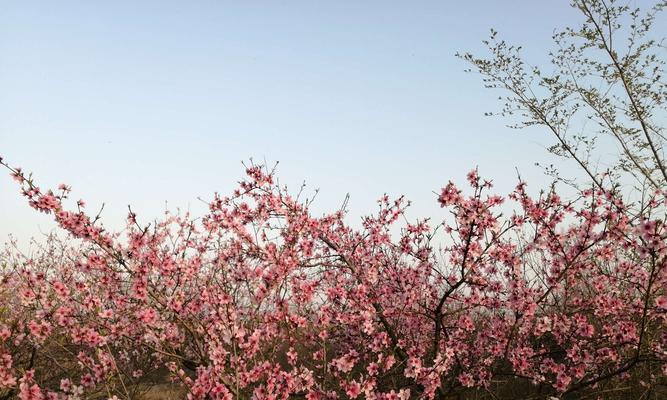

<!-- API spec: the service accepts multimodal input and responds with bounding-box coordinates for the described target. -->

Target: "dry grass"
[136,384,187,400]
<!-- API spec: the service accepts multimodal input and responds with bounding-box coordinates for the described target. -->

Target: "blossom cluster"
[0,160,665,399]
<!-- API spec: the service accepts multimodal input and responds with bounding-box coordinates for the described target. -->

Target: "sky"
[0,1,649,244]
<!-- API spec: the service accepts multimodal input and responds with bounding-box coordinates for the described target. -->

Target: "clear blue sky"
[0,1,634,242]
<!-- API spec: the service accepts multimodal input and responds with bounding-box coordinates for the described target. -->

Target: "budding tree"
[459,0,667,194]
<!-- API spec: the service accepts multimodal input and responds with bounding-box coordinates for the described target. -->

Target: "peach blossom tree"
[0,156,665,399]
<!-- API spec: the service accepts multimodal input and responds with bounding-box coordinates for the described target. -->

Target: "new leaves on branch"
[459,0,667,192]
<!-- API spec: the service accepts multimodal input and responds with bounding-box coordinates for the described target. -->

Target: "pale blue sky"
[0,1,634,242]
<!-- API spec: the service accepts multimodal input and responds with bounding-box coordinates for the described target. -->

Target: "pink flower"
[555,373,571,392]
[458,372,474,387]
[0,326,10,341]
[345,381,361,398]
[0,354,16,388]
[331,351,358,373]
[287,347,298,366]
[11,168,25,183]
[18,371,44,400]
[27,320,52,343]
[80,373,94,388]
[59,379,72,392]
[438,182,462,206]
[136,308,157,324]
